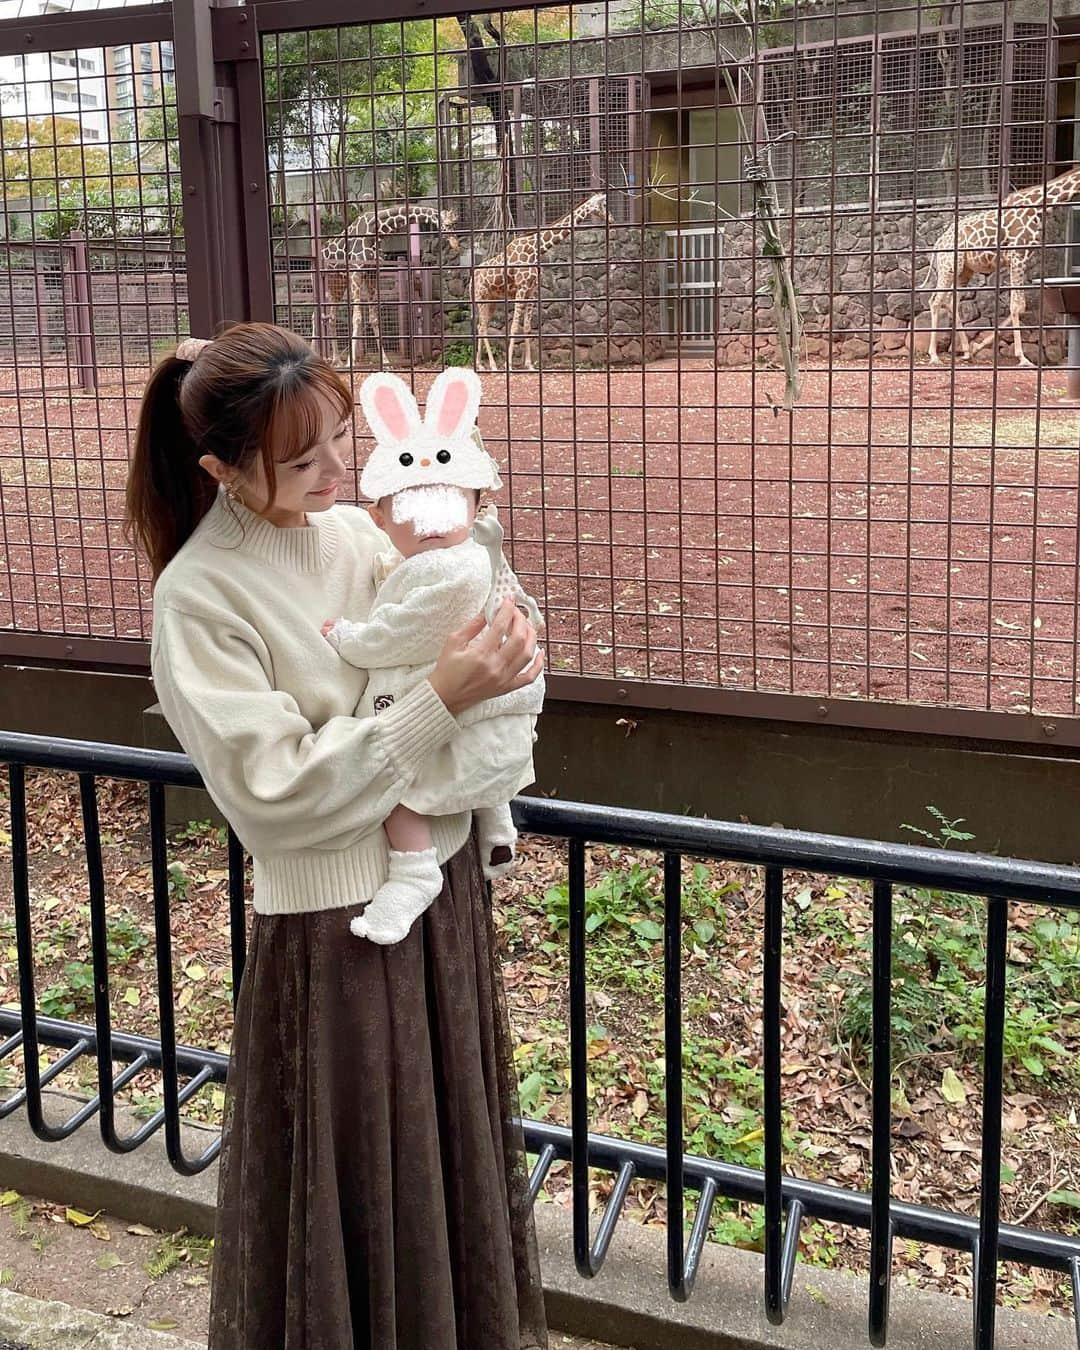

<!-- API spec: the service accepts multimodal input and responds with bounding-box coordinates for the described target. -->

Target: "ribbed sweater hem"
[251,811,472,914]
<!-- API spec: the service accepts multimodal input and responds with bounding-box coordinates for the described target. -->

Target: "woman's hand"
[429,600,543,716]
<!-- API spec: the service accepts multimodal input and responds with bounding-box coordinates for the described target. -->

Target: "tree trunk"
[456,14,517,226]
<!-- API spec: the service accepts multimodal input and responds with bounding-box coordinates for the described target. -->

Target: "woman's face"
[216,392,351,528]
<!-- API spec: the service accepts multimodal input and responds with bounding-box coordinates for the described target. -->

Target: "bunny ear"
[360,373,421,445]
[424,367,481,440]
[473,427,503,492]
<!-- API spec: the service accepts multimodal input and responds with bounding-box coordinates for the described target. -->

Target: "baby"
[323,367,545,945]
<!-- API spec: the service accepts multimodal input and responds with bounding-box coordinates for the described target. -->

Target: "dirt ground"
[0,1192,616,1349]
[2,353,1078,714]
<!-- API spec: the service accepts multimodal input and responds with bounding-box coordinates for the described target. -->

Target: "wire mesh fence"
[0,13,180,645]
[2,0,1080,737]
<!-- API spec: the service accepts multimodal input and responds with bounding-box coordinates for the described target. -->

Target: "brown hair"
[125,322,352,579]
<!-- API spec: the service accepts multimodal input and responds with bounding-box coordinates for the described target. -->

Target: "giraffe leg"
[1010,291,1032,367]
[522,299,536,371]
[954,295,973,361]
[484,329,499,372]
[507,298,523,373]
[1008,259,1032,367]
[350,297,364,368]
[928,289,944,365]
[480,302,500,372]
[472,290,484,369]
[369,295,386,369]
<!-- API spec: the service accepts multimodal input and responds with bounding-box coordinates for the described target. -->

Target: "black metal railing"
[2,731,1080,1350]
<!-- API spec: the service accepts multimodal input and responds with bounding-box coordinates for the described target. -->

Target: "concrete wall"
[6,662,1080,865]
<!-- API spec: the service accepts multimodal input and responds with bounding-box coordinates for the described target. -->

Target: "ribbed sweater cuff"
[375,678,459,784]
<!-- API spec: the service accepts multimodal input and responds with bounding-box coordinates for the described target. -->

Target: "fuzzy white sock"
[350,848,443,945]
[475,804,519,881]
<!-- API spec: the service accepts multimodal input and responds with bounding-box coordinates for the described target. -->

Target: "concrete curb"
[533,1205,1075,1349]
[1,1094,1075,1349]
[0,1285,202,1349]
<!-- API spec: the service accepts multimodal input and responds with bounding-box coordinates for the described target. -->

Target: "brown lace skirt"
[208,835,548,1350]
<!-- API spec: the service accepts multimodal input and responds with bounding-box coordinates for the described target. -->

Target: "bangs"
[265,361,353,463]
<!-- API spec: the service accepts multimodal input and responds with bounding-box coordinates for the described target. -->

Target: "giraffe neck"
[1005,167,1080,209]
[360,204,445,238]
[534,199,603,255]
[1044,167,1080,206]
[536,222,572,255]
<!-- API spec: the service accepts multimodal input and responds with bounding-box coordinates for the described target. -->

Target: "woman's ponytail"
[126,324,352,581]
[125,354,216,581]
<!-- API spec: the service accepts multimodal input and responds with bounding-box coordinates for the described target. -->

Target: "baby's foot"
[351,848,442,944]
[475,804,519,881]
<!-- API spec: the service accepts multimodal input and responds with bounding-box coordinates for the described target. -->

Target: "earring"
[224,479,243,504]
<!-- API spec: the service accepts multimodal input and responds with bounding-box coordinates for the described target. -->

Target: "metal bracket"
[212,5,260,62]
[212,86,238,125]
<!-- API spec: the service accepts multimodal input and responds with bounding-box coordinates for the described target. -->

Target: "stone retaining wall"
[716,206,1068,366]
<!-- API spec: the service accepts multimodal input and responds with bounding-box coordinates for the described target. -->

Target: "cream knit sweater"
[150,491,469,915]
[331,538,544,817]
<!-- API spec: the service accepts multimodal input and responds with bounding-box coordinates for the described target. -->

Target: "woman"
[126,322,548,1348]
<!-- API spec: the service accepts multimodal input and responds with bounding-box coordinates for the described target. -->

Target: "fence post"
[396,261,408,362]
[172,0,273,337]
[408,219,429,362]
[310,201,325,355]
[67,231,95,394]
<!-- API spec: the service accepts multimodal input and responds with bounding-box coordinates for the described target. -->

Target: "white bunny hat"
[358,367,502,502]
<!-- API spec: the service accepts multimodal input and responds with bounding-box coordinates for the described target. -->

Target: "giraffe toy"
[472,191,613,372]
[925,166,1080,368]
[313,204,459,368]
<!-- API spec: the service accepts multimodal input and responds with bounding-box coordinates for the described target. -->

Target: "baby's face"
[369,485,478,558]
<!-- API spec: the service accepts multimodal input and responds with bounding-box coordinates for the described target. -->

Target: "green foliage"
[838,810,1077,1085]
[106,914,148,964]
[442,339,476,367]
[542,862,661,941]
[167,863,189,903]
[515,1033,568,1119]
[995,1006,1069,1080]
[132,1090,164,1122]
[173,818,227,848]
[4,99,182,238]
[39,960,94,1019]
[264,22,456,207]
[900,806,975,850]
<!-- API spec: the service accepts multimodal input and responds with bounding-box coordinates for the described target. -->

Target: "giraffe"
[313,204,459,367]
[925,166,1080,368]
[472,191,614,372]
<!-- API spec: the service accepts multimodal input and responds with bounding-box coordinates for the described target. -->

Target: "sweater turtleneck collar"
[201,488,340,574]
